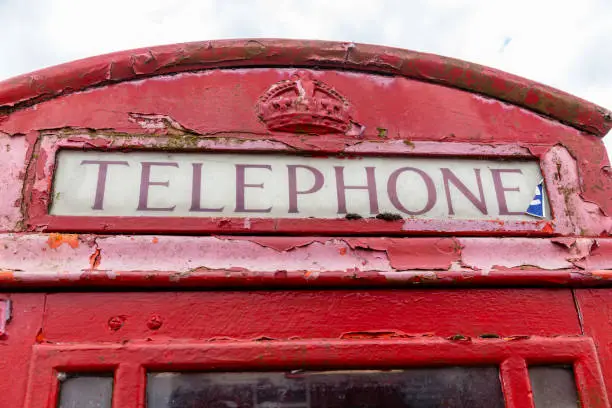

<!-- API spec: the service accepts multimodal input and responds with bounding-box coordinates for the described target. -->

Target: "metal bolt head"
[147,314,163,330]
[108,316,124,331]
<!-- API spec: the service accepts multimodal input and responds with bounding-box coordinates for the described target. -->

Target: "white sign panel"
[51,151,548,220]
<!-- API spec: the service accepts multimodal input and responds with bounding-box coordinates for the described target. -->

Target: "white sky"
[1,0,611,153]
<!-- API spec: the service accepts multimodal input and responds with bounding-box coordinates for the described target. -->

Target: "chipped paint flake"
[542,145,612,235]
[460,238,574,272]
[47,233,80,249]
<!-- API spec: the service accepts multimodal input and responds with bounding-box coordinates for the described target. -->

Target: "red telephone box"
[1,39,612,407]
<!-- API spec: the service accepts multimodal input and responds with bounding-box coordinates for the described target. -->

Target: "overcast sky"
[1,0,611,152]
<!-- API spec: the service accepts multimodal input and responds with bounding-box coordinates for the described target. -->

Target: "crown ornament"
[256,70,354,135]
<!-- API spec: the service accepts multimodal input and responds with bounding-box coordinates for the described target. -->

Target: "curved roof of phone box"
[0,39,610,137]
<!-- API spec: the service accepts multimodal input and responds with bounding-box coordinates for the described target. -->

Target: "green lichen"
[163,134,201,149]
[377,127,388,138]
[403,139,415,149]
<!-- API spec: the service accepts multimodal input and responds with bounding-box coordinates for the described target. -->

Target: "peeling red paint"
[1,40,608,136]
[1,40,612,407]
[89,248,101,269]
[9,89,612,236]
[1,41,611,236]
[346,238,461,270]
[34,147,47,181]
[542,145,612,235]
[0,234,610,288]
[242,237,326,252]
[339,330,415,339]
[541,222,554,234]
[0,271,15,281]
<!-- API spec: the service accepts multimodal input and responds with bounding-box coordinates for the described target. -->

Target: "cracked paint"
[3,40,612,408]
[0,234,611,287]
[345,237,462,270]
[0,39,610,288]
[128,112,193,135]
[542,145,612,235]
[460,238,574,273]
[0,64,609,236]
[1,40,609,136]
[1,68,604,147]
[0,131,27,231]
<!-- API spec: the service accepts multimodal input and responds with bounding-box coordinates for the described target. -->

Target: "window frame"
[25,336,608,408]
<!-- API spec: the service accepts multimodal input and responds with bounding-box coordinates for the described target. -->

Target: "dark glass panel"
[529,366,579,408]
[57,373,113,408]
[147,367,504,408]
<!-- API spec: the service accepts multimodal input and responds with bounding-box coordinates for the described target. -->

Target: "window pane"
[57,373,113,408]
[147,367,504,408]
[529,366,579,408]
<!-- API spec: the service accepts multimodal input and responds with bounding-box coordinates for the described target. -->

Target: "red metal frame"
[26,337,609,408]
[4,267,612,289]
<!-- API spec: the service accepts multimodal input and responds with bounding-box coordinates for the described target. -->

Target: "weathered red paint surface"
[0,290,603,407]
[1,234,612,288]
[0,293,45,408]
[26,332,608,408]
[1,70,610,236]
[1,39,612,406]
[1,40,610,237]
[38,290,581,342]
[1,40,609,135]
[14,290,606,407]
[575,290,612,399]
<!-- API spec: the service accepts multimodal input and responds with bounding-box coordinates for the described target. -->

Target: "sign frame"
[25,134,555,236]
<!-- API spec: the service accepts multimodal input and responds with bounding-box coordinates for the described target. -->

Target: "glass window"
[57,373,113,408]
[147,367,504,408]
[529,366,579,408]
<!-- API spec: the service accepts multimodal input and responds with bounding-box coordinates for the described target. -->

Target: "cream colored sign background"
[51,151,547,220]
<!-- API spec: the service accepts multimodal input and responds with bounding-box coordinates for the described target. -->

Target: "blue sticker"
[525,180,545,218]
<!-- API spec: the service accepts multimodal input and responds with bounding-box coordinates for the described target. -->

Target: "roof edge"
[0,38,610,136]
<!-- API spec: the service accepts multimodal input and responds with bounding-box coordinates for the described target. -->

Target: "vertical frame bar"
[500,357,535,408]
[114,363,146,408]
[575,352,611,408]
[24,351,58,408]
